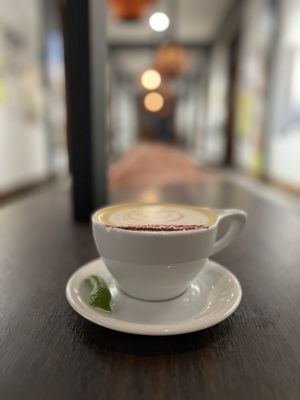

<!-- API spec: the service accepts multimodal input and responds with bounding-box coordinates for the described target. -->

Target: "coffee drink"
[96,203,216,231]
[92,204,246,300]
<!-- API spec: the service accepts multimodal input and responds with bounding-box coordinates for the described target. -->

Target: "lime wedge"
[85,275,112,312]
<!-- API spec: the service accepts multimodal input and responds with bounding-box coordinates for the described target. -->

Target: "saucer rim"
[65,258,242,336]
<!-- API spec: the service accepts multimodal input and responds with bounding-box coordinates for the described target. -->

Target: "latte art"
[96,203,216,231]
[125,208,185,224]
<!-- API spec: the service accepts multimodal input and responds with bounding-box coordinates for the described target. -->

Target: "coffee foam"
[96,203,216,229]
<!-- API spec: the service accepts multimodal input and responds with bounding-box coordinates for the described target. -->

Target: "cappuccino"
[92,204,246,300]
[96,203,216,231]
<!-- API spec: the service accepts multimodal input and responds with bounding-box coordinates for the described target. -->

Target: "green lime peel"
[85,275,112,312]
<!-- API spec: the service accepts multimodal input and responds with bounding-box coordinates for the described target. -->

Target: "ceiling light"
[140,69,161,90]
[144,92,164,112]
[149,12,170,32]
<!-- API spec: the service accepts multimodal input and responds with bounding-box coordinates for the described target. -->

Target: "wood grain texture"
[1,181,300,400]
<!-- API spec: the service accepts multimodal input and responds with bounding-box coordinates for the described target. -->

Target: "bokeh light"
[140,69,161,90]
[149,12,170,32]
[144,92,164,112]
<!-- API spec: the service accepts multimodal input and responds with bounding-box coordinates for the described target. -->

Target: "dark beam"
[62,0,107,221]
[108,42,211,53]
[213,0,245,43]
[89,0,107,210]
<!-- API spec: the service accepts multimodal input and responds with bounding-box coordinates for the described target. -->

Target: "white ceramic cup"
[92,207,247,301]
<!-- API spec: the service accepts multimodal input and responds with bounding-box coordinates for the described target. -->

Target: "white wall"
[233,0,273,174]
[267,0,300,186]
[204,43,228,164]
[0,0,49,193]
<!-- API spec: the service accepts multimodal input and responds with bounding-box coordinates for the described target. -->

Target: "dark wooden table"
[1,180,300,400]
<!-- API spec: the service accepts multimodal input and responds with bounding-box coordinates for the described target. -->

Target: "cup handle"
[210,209,247,255]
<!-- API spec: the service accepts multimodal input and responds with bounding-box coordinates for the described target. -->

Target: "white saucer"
[66,258,242,335]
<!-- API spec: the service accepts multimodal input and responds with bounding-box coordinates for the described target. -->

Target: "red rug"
[108,143,217,189]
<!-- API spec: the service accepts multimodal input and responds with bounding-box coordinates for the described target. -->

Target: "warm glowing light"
[149,12,170,32]
[109,0,155,21]
[140,69,161,90]
[144,92,164,112]
[155,43,189,77]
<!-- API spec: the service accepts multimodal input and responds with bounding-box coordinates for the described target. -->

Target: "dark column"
[61,0,107,221]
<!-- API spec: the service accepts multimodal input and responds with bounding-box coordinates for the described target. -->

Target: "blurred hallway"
[1,0,300,212]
